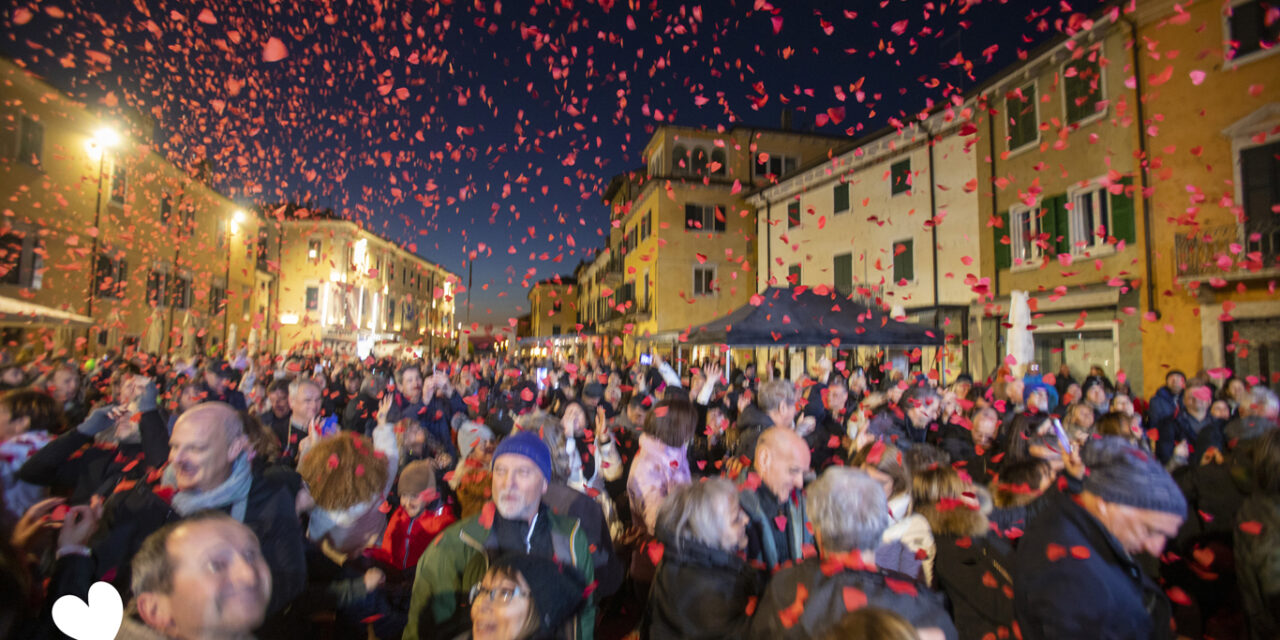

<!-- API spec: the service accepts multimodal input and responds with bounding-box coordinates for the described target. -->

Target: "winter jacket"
[1235,492,1280,640]
[867,404,928,449]
[17,409,170,503]
[392,391,468,456]
[627,433,691,535]
[1159,410,1218,465]
[544,481,623,600]
[90,471,307,617]
[729,403,775,460]
[802,394,850,471]
[747,554,958,640]
[402,502,595,640]
[739,480,813,571]
[1013,489,1174,640]
[375,501,458,573]
[643,537,762,639]
[1147,387,1182,439]
[919,501,1016,640]
[877,509,934,584]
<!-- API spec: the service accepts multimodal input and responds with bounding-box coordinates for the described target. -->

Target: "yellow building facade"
[974,17,1153,391]
[271,215,457,357]
[1136,0,1280,389]
[528,279,578,338]
[0,58,266,359]
[602,124,849,357]
[748,104,983,382]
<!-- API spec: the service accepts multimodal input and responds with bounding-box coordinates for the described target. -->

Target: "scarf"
[165,452,253,521]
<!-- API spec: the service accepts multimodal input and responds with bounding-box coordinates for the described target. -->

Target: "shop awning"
[0,296,94,328]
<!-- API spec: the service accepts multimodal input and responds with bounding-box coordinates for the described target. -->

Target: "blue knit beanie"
[493,430,553,483]
[1082,436,1187,517]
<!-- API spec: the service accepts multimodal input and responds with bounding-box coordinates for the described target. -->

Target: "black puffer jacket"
[919,501,1015,640]
[644,536,762,640]
[729,403,774,460]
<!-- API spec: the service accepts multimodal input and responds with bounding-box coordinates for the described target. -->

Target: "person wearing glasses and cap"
[465,553,588,640]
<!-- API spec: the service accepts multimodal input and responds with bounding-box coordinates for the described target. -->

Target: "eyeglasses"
[470,584,527,604]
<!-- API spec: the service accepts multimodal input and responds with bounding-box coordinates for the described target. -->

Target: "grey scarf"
[165,452,253,521]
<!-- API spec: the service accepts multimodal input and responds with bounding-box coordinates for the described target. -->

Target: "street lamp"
[84,125,122,340]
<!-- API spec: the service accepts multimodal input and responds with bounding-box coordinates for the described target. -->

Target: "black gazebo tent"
[681,287,944,348]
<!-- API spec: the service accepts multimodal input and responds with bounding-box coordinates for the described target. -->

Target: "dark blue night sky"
[2,0,1101,331]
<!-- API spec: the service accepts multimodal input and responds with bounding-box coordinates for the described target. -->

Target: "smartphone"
[319,414,339,438]
[639,353,653,366]
[1050,418,1072,452]
[51,504,70,522]
[536,367,548,390]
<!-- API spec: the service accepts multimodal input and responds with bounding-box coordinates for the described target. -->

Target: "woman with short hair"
[643,477,761,639]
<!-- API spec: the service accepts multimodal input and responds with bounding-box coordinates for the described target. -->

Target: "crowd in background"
[0,345,1276,640]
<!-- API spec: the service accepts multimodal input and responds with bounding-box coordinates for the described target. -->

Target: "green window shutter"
[891,160,912,195]
[1110,176,1136,245]
[833,183,850,213]
[994,210,1012,269]
[788,201,800,228]
[1051,194,1071,255]
[833,253,852,294]
[894,240,914,282]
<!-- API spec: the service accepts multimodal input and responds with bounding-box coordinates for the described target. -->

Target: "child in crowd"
[376,459,457,576]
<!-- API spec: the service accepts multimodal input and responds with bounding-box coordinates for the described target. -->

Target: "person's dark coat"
[1160,410,1219,464]
[934,422,1002,486]
[1148,386,1182,439]
[867,404,927,449]
[729,403,774,461]
[89,472,306,616]
[644,536,762,639]
[739,482,812,572]
[1013,489,1174,640]
[17,409,170,503]
[747,555,957,640]
[802,394,849,471]
[1235,491,1280,640]
[544,482,623,600]
[200,384,247,411]
[919,501,1015,640]
[343,392,381,435]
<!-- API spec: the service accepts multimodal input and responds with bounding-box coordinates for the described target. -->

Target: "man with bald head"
[90,402,306,621]
[739,427,814,570]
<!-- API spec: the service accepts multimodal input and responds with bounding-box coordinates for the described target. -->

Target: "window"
[1011,204,1043,265]
[693,266,716,296]
[308,239,322,263]
[755,153,798,179]
[181,203,196,230]
[641,212,652,240]
[648,149,662,176]
[787,201,801,228]
[17,115,42,167]
[94,253,127,299]
[210,283,227,315]
[1006,82,1039,151]
[552,325,562,336]
[833,253,853,295]
[711,148,727,175]
[1064,53,1104,125]
[891,160,912,196]
[685,204,725,232]
[553,299,563,312]
[160,193,174,226]
[690,147,709,175]
[893,239,915,282]
[833,183,850,214]
[0,226,42,289]
[787,263,802,287]
[146,270,168,307]
[387,297,396,329]
[672,145,689,174]
[169,274,192,310]
[109,162,127,204]
[1227,0,1280,61]
[305,286,320,312]
[1068,182,1112,252]
[1241,139,1280,256]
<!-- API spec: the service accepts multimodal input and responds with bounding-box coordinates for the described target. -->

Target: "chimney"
[780,108,793,131]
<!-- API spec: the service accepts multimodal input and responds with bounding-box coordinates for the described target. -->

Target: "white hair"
[806,467,889,554]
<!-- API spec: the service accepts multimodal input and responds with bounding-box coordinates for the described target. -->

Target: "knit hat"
[493,430,552,483]
[1081,436,1187,517]
[1081,375,1111,397]
[489,553,587,636]
[583,381,604,399]
[397,460,436,497]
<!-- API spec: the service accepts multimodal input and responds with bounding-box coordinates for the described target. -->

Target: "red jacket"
[377,502,457,572]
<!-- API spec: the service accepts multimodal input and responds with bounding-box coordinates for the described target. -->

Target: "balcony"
[1174,221,1280,284]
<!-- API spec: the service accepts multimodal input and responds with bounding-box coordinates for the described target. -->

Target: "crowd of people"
[0,347,1276,640]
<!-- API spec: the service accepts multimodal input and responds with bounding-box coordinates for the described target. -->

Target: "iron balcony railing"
[1174,221,1280,283]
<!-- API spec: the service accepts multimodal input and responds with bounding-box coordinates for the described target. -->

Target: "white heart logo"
[52,581,124,640]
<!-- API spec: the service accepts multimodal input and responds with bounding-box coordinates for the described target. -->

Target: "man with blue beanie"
[1014,436,1187,640]
[404,429,595,640]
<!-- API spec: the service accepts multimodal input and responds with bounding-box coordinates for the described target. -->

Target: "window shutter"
[788,201,800,228]
[1050,194,1071,255]
[1110,176,1136,245]
[0,109,17,160]
[833,253,853,295]
[833,183,850,213]
[685,204,698,229]
[994,210,1012,269]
